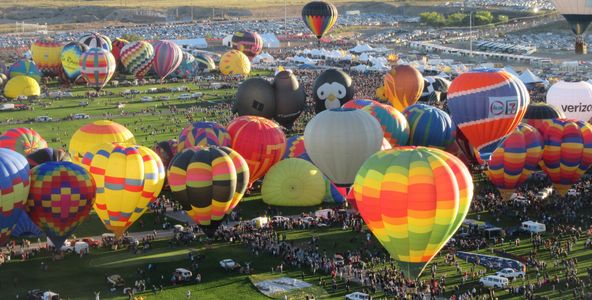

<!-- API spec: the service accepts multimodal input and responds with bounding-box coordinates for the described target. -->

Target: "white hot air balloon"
[546,81,592,122]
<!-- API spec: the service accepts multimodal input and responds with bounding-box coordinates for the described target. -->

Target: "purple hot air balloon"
[153,40,183,80]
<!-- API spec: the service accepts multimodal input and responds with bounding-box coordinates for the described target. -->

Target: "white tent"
[260,33,280,48]
[292,56,317,65]
[253,52,275,64]
[518,69,543,84]
[174,38,208,49]
[351,64,368,72]
[222,35,233,48]
[349,44,374,53]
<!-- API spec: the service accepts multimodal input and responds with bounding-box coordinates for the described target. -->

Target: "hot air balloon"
[0,128,48,156]
[227,116,286,187]
[323,178,346,204]
[403,104,454,149]
[419,76,451,104]
[234,77,276,119]
[219,50,251,76]
[342,99,376,110]
[262,158,326,207]
[177,121,231,153]
[79,33,111,51]
[353,147,473,279]
[3,76,40,99]
[26,148,71,168]
[302,1,339,42]
[447,69,530,161]
[120,41,154,79]
[361,102,409,147]
[0,148,30,245]
[383,65,424,112]
[553,0,592,54]
[313,69,354,113]
[194,53,216,72]
[273,70,306,129]
[546,81,592,122]
[486,124,544,200]
[541,119,592,195]
[231,31,263,61]
[153,40,183,80]
[174,52,196,78]
[522,103,566,137]
[111,37,129,67]
[10,212,43,238]
[376,86,387,102]
[69,120,136,163]
[304,108,382,186]
[79,48,116,91]
[168,146,249,237]
[27,162,96,248]
[9,60,41,82]
[283,135,307,160]
[152,140,178,169]
[60,42,88,82]
[81,143,165,236]
[31,37,63,77]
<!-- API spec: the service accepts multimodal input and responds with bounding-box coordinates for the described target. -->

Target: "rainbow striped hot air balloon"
[177,121,231,153]
[522,103,565,137]
[0,128,48,156]
[403,103,454,149]
[168,146,248,237]
[353,147,473,279]
[79,48,116,91]
[302,1,339,40]
[69,120,136,163]
[31,37,63,77]
[120,41,154,80]
[27,162,96,248]
[486,124,543,200]
[541,119,592,195]
[153,40,183,80]
[447,69,530,161]
[0,148,30,245]
[360,102,409,147]
[81,143,165,236]
[227,116,286,187]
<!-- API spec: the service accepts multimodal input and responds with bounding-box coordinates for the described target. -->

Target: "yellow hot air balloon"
[81,143,165,236]
[69,120,136,163]
[31,37,63,77]
[261,158,326,207]
[384,65,424,111]
[3,76,40,99]
[219,50,251,76]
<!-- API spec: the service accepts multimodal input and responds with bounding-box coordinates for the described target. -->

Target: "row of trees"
[419,11,508,27]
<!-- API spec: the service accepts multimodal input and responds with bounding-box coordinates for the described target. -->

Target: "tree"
[474,10,494,25]
[420,12,446,27]
[497,15,509,23]
[447,12,468,26]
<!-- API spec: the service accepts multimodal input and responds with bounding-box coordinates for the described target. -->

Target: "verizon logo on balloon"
[489,97,518,117]
[560,103,592,113]
[547,81,592,122]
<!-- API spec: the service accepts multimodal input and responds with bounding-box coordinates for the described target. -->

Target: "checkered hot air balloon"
[0,148,30,245]
[27,162,96,248]
[69,120,136,164]
[486,124,543,200]
[168,146,249,237]
[541,119,592,196]
[0,127,48,156]
[353,147,473,279]
[153,40,182,80]
[79,48,116,91]
[177,122,231,153]
[227,116,286,187]
[447,69,530,161]
[81,143,165,237]
[403,103,454,149]
[120,41,154,79]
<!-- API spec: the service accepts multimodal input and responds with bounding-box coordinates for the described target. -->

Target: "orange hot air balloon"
[383,65,424,111]
[227,116,286,187]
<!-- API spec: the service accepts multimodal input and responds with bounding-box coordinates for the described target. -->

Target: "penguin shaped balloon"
[313,69,354,113]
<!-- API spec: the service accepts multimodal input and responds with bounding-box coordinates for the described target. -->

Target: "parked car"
[82,238,101,247]
[140,96,153,102]
[219,259,239,271]
[159,95,170,101]
[72,113,89,120]
[496,268,525,280]
[178,93,191,100]
[107,274,125,287]
[345,292,370,300]
[479,275,509,288]
[172,268,193,283]
[35,116,53,122]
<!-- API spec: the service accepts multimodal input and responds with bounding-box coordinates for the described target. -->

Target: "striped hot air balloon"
[30,37,63,77]
[81,143,165,236]
[69,120,136,163]
[227,116,286,187]
[194,53,216,72]
[522,103,565,137]
[383,65,424,112]
[79,48,116,91]
[120,41,154,79]
[60,42,88,82]
[177,121,231,153]
[168,146,248,237]
[353,147,473,279]
[360,102,409,147]
[231,31,263,61]
[541,119,592,195]
[9,60,41,82]
[78,33,111,51]
[0,148,30,245]
[302,1,339,40]
[486,124,543,200]
[0,128,48,156]
[403,103,454,149]
[153,40,183,80]
[447,69,530,161]
[341,99,377,110]
[27,162,96,248]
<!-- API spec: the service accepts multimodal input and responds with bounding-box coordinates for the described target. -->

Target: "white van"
[521,221,546,233]
[74,241,89,254]
[174,268,193,281]
[251,217,269,228]
[479,275,509,288]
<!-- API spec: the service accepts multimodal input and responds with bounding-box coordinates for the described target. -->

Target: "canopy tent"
[253,52,275,64]
[174,38,208,49]
[349,44,374,53]
[260,33,280,48]
[519,69,543,85]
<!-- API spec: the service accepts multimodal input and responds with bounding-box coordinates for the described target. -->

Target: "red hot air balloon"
[153,40,183,80]
[227,116,286,187]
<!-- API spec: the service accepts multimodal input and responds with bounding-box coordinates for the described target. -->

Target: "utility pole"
[469,11,473,57]
[284,0,287,31]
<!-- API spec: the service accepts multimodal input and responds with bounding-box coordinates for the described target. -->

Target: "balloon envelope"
[79,48,116,91]
[546,81,592,122]
[120,41,155,79]
[0,127,48,156]
[313,69,354,113]
[234,78,276,119]
[384,65,424,111]
[273,71,306,129]
[0,148,30,245]
[177,121,231,153]
[403,104,453,149]
[153,40,183,80]
[69,120,136,163]
[9,60,41,82]
[31,37,63,77]
[26,148,72,168]
[61,42,88,81]
[3,76,40,99]
[219,50,251,76]
[522,103,565,136]
[262,158,325,206]
[231,31,263,60]
[302,1,339,39]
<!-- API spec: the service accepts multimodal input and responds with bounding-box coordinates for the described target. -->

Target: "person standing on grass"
[186,290,191,299]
